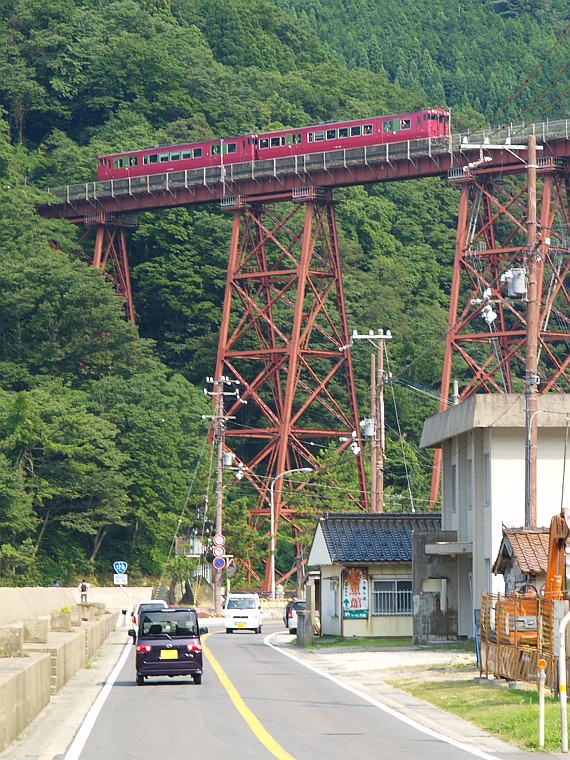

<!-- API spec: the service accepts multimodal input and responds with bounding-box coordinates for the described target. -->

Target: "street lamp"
[270,467,313,599]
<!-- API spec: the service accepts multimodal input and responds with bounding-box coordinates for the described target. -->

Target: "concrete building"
[420,393,570,637]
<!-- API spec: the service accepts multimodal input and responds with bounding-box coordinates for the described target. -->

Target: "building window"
[372,579,412,615]
[451,463,457,513]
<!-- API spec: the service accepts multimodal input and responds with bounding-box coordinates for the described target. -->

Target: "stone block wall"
[0,653,51,753]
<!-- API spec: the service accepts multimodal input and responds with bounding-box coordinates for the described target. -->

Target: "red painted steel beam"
[430,154,569,505]
[212,196,367,591]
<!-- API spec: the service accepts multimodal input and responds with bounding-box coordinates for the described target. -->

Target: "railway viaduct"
[38,119,570,589]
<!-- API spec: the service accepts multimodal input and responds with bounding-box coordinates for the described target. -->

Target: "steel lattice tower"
[213,190,367,589]
[430,152,569,505]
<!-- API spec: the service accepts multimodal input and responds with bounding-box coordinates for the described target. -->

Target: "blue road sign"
[212,557,226,570]
[113,561,128,574]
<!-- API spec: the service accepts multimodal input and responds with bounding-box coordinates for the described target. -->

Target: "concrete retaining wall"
[0,652,51,753]
[84,613,116,659]
[0,586,155,628]
[0,586,151,754]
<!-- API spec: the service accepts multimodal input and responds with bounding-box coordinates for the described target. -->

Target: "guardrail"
[40,118,569,209]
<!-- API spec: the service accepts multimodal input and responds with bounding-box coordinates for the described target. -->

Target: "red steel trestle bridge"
[39,119,570,590]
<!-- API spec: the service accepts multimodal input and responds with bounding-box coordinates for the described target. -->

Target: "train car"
[97,135,256,181]
[97,108,450,181]
[255,108,450,161]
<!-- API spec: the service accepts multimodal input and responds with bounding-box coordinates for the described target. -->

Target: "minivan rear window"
[140,610,198,636]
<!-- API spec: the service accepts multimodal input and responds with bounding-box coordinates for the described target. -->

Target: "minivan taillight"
[136,644,152,652]
[187,642,202,652]
[287,608,293,619]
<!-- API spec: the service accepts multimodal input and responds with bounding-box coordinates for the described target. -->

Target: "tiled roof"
[319,512,442,563]
[504,528,549,574]
[493,527,564,575]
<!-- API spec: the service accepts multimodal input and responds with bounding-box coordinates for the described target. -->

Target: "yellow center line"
[202,633,295,760]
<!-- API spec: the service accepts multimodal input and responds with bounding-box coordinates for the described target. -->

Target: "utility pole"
[375,331,387,513]
[525,135,539,528]
[351,330,392,512]
[213,381,224,615]
[203,376,241,615]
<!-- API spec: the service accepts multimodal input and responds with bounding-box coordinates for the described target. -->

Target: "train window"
[259,138,269,149]
[326,129,336,140]
[383,120,395,133]
[308,133,314,143]
[313,130,325,141]
[350,126,362,136]
[211,144,221,156]
[194,148,202,158]
[292,133,302,144]
[159,153,169,162]
[113,157,128,169]
[363,124,373,135]
[149,154,158,164]
[400,119,411,130]
[338,127,349,138]
[270,137,281,147]
[170,152,180,161]
[227,143,237,154]
[181,151,192,160]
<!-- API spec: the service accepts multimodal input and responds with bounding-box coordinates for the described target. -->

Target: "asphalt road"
[1,621,564,760]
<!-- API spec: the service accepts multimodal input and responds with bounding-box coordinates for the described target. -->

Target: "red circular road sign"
[213,534,225,546]
[212,557,226,570]
[213,546,225,557]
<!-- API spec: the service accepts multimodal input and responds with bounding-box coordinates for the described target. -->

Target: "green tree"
[0,383,130,574]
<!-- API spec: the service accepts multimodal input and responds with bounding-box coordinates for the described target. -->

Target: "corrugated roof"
[319,512,442,563]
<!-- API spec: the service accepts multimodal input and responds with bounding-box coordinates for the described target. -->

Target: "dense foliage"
[0,0,567,587]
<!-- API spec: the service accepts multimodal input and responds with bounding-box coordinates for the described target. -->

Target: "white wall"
[442,424,569,634]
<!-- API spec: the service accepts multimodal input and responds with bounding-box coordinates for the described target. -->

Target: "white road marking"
[63,640,132,760]
[264,632,498,760]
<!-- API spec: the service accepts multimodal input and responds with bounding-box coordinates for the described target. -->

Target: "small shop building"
[307,512,441,638]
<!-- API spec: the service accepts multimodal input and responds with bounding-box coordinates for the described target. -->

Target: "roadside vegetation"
[391,676,563,753]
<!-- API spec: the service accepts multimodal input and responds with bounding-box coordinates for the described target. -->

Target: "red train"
[97,108,450,181]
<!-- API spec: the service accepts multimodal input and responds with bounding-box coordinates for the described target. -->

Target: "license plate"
[236,623,245,628]
[160,650,178,660]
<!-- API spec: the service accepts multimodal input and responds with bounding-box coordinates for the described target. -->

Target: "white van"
[224,593,263,634]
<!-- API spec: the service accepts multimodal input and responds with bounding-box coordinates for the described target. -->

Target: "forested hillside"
[0,0,567,586]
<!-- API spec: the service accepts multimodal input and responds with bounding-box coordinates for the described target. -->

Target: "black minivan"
[129,607,208,685]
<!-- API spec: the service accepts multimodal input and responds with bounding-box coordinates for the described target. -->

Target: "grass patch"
[306,636,476,652]
[389,677,563,752]
[306,636,413,649]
